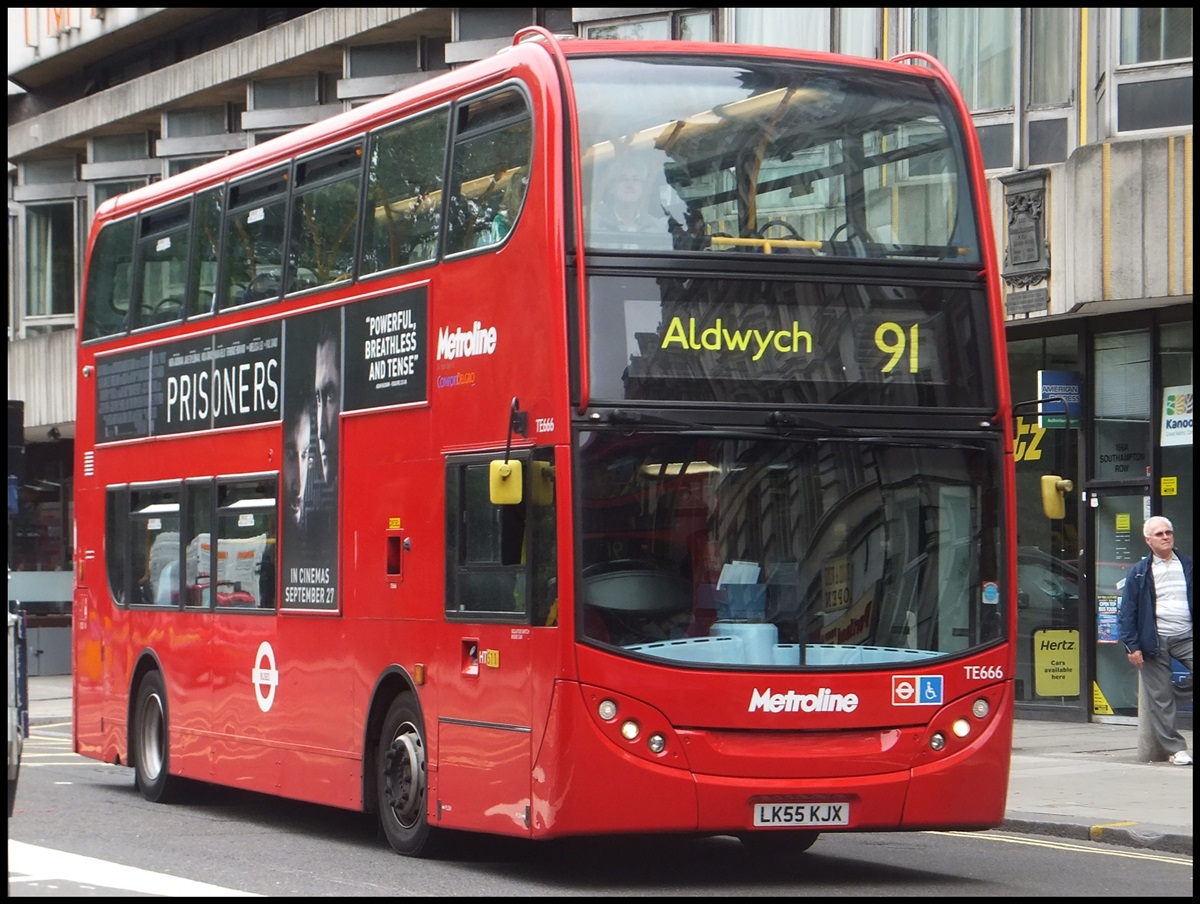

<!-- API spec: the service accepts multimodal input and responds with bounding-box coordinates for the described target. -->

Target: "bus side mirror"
[1040,475,1073,519]
[490,459,524,505]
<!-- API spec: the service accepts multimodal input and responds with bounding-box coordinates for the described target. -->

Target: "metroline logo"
[748,687,859,713]
[436,320,497,361]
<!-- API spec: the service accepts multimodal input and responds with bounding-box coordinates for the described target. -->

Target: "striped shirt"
[1152,553,1191,636]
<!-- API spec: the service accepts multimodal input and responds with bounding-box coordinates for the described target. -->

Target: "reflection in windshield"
[570,55,979,262]
[577,432,1004,668]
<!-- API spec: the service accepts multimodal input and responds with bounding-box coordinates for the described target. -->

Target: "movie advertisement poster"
[342,286,427,410]
[280,308,342,610]
[94,323,282,442]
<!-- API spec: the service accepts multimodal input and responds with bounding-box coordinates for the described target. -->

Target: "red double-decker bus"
[73,28,1014,857]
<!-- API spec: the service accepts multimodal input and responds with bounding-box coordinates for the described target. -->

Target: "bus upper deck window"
[289,142,365,294]
[133,200,192,329]
[82,217,136,341]
[445,89,533,256]
[220,168,290,309]
[362,109,450,276]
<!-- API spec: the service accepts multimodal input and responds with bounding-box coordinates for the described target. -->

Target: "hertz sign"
[1033,627,1080,697]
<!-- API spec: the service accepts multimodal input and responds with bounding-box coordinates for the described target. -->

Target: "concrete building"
[7,9,1192,727]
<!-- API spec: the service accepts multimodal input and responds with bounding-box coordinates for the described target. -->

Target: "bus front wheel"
[132,670,176,803]
[377,695,440,857]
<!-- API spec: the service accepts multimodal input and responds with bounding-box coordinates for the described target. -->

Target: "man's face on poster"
[292,407,313,523]
[314,337,340,484]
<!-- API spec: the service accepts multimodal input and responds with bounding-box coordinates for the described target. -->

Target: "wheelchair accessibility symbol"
[892,674,943,706]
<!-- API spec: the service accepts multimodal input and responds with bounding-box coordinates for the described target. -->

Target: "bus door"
[435,451,557,836]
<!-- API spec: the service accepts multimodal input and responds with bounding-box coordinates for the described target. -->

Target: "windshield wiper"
[606,408,701,428]
[766,410,852,434]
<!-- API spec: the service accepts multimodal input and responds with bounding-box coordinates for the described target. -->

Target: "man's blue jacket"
[1118,552,1194,658]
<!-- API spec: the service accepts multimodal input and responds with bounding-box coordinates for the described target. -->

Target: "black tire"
[132,671,176,803]
[738,830,820,856]
[377,695,441,857]
[8,774,18,817]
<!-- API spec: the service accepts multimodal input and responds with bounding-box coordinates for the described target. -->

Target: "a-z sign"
[1013,417,1046,462]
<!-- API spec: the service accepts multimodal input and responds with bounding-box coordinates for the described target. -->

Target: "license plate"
[753,801,851,827]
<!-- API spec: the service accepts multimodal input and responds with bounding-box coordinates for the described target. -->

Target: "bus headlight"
[952,718,971,738]
[598,699,618,721]
[620,719,640,741]
[647,733,666,754]
[929,732,946,751]
[971,697,990,719]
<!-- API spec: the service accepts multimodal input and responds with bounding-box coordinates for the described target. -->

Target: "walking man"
[1119,515,1193,765]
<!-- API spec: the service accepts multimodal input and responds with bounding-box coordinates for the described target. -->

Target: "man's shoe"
[1168,750,1192,765]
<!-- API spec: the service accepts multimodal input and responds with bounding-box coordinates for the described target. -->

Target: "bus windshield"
[578,431,1004,668]
[571,54,980,261]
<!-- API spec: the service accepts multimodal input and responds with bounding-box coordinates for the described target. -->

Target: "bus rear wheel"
[737,830,820,856]
[132,670,176,803]
[377,695,440,857]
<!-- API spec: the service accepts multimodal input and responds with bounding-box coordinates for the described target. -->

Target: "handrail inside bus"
[512,25,574,48]
[372,165,525,220]
[707,236,823,253]
[887,50,954,86]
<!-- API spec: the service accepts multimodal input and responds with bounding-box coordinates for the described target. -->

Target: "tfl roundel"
[892,674,943,706]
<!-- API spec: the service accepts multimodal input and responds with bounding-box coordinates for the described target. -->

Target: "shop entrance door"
[1088,491,1148,721]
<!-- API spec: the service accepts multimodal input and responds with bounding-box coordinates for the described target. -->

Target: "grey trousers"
[1139,630,1193,758]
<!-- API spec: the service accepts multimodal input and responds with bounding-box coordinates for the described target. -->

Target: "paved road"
[19,675,1193,854]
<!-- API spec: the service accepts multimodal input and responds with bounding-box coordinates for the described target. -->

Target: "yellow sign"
[388,517,402,530]
[1092,681,1113,716]
[1032,627,1080,697]
[1161,476,1177,496]
[1115,513,1130,532]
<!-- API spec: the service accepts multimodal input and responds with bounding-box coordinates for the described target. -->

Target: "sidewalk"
[21,674,1192,855]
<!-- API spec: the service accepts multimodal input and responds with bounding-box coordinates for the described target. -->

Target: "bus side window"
[152,537,181,605]
[105,487,131,606]
[445,89,533,255]
[133,199,191,329]
[185,481,214,608]
[363,108,450,275]
[129,487,181,607]
[447,459,527,617]
[214,478,278,611]
[186,185,224,319]
[220,168,289,309]
[258,540,277,610]
[288,142,364,293]
[82,217,136,341]
[528,454,558,627]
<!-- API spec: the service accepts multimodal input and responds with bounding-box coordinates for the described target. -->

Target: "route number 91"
[875,322,920,374]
